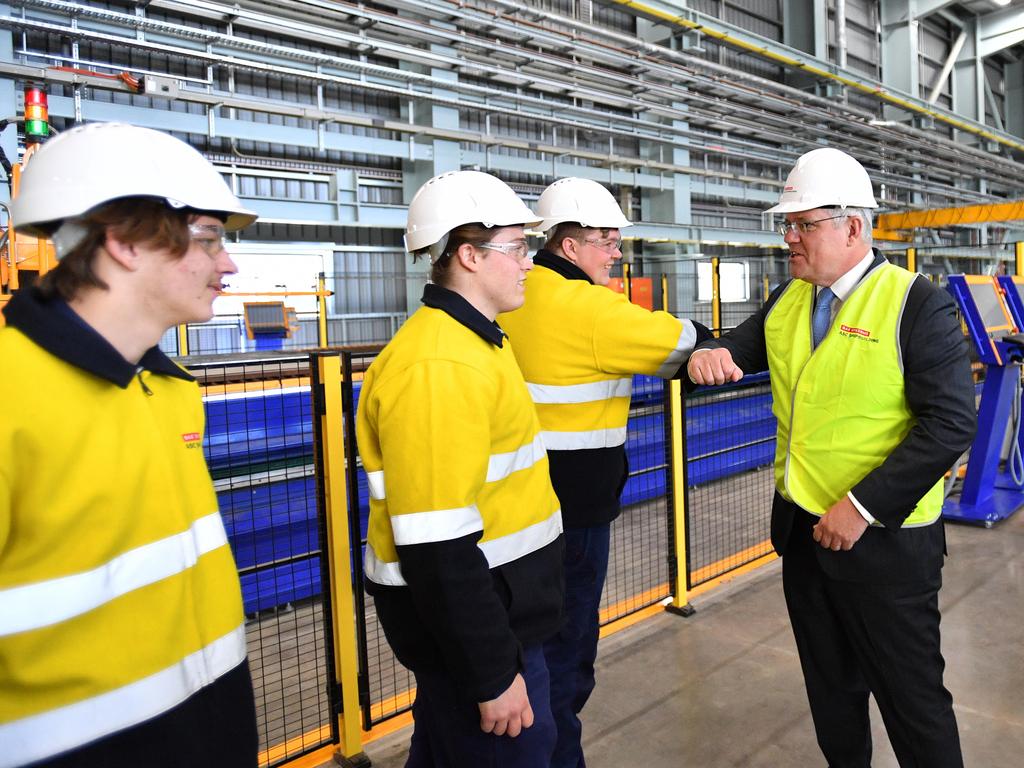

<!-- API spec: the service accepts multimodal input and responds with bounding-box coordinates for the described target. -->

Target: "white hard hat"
[10,122,257,237]
[536,177,632,232]
[404,170,540,259]
[765,147,878,214]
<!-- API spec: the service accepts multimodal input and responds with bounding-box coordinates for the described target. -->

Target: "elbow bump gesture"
[687,347,744,386]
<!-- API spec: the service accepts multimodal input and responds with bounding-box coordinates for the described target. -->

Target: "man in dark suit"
[687,147,976,768]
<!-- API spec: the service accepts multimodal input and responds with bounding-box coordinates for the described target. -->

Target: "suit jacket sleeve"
[850,276,977,528]
[692,281,790,376]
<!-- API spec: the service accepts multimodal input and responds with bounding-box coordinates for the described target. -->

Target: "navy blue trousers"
[405,644,556,768]
[542,524,611,768]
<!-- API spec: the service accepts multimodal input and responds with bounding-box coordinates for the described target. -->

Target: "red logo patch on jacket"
[840,324,870,338]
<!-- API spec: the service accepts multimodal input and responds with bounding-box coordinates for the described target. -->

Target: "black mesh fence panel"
[340,349,416,729]
[683,374,776,588]
[600,376,673,624]
[191,356,335,767]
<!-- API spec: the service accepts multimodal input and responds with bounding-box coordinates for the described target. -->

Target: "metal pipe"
[835,0,847,70]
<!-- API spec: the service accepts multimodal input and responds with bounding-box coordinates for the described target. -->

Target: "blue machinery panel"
[207,374,776,613]
[944,275,1024,526]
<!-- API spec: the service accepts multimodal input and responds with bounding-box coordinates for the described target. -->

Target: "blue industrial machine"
[997,274,1024,328]
[943,275,1024,526]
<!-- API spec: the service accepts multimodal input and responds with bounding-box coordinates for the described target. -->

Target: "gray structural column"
[782,0,828,91]
[1007,60,1024,139]
[400,42,462,316]
[952,16,985,143]
[640,96,698,312]
[880,0,920,122]
[641,102,691,228]
[1,5,16,209]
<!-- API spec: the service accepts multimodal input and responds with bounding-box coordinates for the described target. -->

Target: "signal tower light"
[24,85,49,144]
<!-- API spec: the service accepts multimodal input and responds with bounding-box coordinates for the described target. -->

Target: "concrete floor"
[358,510,1024,767]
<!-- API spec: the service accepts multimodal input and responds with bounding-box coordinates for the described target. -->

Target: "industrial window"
[697,260,750,303]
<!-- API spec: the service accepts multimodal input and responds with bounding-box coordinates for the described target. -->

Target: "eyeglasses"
[582,237,623,254]
[188,223,227,257]
[775,214,847,238]
[479,240,530,261]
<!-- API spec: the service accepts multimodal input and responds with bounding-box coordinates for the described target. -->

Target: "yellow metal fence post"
[1016,242,1023,277]
[314,353,371,768]
[176,325,189,357]
[622,261,632,302]
[318,272,329,348]
[666,379,695,617]
[711,256,721,336]
[661,273,669,312]
[906,247,917,274]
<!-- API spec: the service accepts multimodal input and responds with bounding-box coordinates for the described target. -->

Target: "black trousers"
[782,511,963,768]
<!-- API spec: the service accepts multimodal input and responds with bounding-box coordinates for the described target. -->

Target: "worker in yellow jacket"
[357,170,564,767]
[498,177,711,768]
[0,123,258,767]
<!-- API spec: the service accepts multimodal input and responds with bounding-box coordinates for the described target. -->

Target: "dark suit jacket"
[696,253,977,583]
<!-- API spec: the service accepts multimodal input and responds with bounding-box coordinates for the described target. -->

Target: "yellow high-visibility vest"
[764,263,943,526]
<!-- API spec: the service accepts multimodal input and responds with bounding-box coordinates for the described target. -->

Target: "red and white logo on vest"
[838,324,878,344]
[182,431,203,448]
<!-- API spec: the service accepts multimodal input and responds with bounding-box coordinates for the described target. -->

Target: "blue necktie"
[812,287,834,349]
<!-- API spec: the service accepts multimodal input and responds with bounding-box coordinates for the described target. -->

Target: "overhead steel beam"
[878,201,1024,230]
[978,7,1024,58]
[909,0,959,20]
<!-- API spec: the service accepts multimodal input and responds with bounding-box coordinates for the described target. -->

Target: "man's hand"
[478,673,533,737]
[812,496,870,551]
[687,348,744,386]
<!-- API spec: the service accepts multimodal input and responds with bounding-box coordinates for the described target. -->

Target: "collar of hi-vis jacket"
[421,282,506,347]
[533,249,593,284]
[2,287,193,388]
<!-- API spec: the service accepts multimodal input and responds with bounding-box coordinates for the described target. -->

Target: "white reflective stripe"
[364,544,406,587]
[540,427,627,451]
[390,505,483,546]
[0,513,229,638]
[654,321,697,379]
[366,470,386,501]
[365,510,563,588]
[487,434,546,483]
[527,378,631,404]
[0,624,246,768]
[202,384,309,403]
[479,509,563,569]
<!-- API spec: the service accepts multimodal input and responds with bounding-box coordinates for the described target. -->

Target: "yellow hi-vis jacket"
[765,262,943,526]
[499,254,696,453]
[497,251,700,528]
[0,291,248,767]
[357,285,563,700]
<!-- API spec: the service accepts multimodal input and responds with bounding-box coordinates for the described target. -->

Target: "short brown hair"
[544,223,611,253]
[413,223,495,288]
[39,199,192,301]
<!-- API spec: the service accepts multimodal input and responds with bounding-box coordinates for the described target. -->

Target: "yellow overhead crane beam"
[877,201,1024,231]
